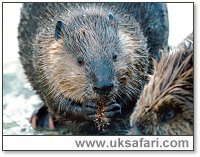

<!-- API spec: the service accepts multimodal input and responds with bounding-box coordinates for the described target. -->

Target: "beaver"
[129,33,193,135]
[18,3,169,134]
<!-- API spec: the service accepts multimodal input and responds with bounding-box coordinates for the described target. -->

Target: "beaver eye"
[77,57,84,66]
[162,110,176,122]
[113,54,117,62]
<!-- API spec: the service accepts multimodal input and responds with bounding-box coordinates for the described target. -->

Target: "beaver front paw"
[29,105,55,129]
[104,101,121,120]
[82,100,98,121]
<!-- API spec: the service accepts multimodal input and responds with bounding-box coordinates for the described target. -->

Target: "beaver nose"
[94,82,114,95]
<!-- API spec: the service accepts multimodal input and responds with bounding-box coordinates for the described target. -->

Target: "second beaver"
[18,3,169,134]
[130,33,193,135]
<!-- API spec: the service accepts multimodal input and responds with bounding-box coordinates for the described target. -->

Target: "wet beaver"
[18,3,169,134]
[130,33,193,135]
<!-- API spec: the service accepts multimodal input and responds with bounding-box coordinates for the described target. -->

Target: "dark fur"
[18,3,169,134]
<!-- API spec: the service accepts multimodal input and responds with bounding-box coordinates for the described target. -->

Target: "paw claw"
[30,115,37,129]
[104,102,121,119]
[83,100,98,121]
[49,116,55,129]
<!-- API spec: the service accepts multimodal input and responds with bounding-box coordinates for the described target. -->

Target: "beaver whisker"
[118,87,133,100]
[125,85,140,97]
[133,56,149,59]
[114,93,127,104]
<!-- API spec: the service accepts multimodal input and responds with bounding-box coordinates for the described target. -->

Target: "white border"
[3,136,193,151]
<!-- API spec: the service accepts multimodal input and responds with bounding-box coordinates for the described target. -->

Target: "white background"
[0,0,199,156]
[3,136,194,150]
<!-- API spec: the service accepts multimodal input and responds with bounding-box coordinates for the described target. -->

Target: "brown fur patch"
[39,38,90,103]
[130,34,193,135]
[31,5,148,128]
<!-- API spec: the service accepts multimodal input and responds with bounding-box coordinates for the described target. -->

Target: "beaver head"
[33,6,148,113]
[130,35,193,135]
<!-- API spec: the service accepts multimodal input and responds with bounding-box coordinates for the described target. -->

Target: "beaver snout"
[91,59,115,95]
[94,82,114,95]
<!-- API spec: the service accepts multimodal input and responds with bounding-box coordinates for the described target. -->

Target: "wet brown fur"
[29,4,148,131]
[130,33,193,135]
[18,3,169,134]
[34,8,148,101]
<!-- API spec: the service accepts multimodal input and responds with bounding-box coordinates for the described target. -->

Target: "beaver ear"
[55,20,65,41]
